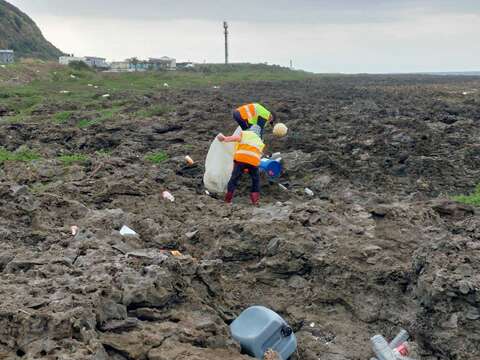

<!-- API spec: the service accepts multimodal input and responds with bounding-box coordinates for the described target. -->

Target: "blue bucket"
[259,159,282,178]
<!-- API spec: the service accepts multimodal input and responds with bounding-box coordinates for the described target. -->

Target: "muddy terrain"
[1,74,480,360]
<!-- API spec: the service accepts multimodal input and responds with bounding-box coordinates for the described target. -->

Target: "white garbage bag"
[203,128,241,194]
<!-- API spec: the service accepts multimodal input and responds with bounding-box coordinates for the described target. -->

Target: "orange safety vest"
[234,131,265,167]
[237,103,257,122]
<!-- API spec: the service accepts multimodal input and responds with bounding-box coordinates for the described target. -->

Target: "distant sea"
[421,71,480,76]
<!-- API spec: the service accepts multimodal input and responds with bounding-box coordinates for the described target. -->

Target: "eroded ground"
[1,74,480,359]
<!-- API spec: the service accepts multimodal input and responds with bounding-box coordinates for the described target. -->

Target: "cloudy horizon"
[7,0,480,73]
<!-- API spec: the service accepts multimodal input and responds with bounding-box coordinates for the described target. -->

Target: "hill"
[0,0,62,60]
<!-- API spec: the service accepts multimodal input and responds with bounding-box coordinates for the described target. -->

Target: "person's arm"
[217,133,241,142]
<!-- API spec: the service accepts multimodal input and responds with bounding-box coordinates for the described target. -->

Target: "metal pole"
[224,21,229,64]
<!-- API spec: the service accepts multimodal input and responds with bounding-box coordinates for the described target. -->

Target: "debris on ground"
[119,225,138,236]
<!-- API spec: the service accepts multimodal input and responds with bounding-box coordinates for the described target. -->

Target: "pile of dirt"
[1,75,480,359]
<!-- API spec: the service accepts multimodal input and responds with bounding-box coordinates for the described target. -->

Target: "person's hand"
[217,134,226,142]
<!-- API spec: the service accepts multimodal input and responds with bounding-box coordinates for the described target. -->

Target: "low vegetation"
[58,153,89,165]
[145,151,168,164]
[454,184,480,206]
[0,147,41,165]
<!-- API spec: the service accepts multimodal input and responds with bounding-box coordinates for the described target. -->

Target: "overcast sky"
[8,0,480,73]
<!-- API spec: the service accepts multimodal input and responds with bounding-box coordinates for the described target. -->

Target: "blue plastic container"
[259,159,282,178]
[230,306,297,360]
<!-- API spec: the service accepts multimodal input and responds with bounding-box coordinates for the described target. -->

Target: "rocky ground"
[1,74,480,359]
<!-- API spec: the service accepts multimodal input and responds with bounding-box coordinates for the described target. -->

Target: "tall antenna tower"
[223,21,229,64]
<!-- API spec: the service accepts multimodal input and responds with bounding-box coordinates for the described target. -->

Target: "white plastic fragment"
[59,90,70,94]
[162,191,175,202]
[70,225,79,236]
[94,86,98,89]
[0,65,6,69]
[279,184,288,191]
[163,83,169,87]
[70,74,76,79]
[87,84,93,87]
[305,188,314,196]
[102,94,110,98]
[120,225,138,236]
[205,190,210,196]
[309,322,315,328]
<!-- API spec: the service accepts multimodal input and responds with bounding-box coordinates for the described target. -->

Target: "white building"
[0,50,14,64]
[149,56,176,71]
[59,55,109,69]
[84,56,108,68]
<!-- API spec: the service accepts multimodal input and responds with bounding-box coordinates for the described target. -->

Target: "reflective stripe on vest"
[238,104,257,121]
[234,131,264,166]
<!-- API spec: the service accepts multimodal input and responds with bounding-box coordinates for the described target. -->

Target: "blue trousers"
[227,161,260,193]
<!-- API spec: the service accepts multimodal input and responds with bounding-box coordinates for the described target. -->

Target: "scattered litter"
[185,155,194,165]
[185,230,199,240]
[462,91,469,95]
[87,84,93,87]
[371,329,412,360]
[389,329,409,348]
[102,94,110,98]
[305,188,314,196]
[119,225,138,236]
[0,65,6,69]
[273,123,288,137]
[36,70,40,73]
[309,322,315,328]
[263,349,281,360]
[170,250,182,257]
[213,85,220,89]
[162,191,175,202]
[163,83,169,87]
[205,190,210,196]
[59,90,70,94]
[230,306,297,360]
[70,74,76,79]
[70,225,79,236]
[94,86,98,89]
[279,184,288,191]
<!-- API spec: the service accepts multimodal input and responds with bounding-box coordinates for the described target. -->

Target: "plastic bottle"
[389,329,409,349]
[305,188,314,196]
[162,191,175,202]
[371,335,397,360]
[393,343,409,357]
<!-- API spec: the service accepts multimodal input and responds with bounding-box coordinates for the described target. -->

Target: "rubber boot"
[250,192,260,205]
[225,191,234,203]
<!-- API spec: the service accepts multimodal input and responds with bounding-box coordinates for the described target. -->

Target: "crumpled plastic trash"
[120,225,138,236]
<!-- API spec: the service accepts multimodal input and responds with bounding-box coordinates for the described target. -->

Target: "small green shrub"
[68,61,91,72]
[54,111,72,123]
[145,151,168,164]
[0,147,41,165]
[58,154,89,165]
[138,104,173,117]
[453,184,480,206]
[78,119,96,128]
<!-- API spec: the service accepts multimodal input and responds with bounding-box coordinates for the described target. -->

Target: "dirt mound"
[1,76,480,359]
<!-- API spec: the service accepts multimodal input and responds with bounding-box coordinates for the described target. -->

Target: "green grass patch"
[58,154,89,165]
[78,119,97,128]
[53,111,73,123]
[453,184,480,206]
[96,149,112,157]
[0,147,41,165]
[145,151,168,164]
[137,104,173,118]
